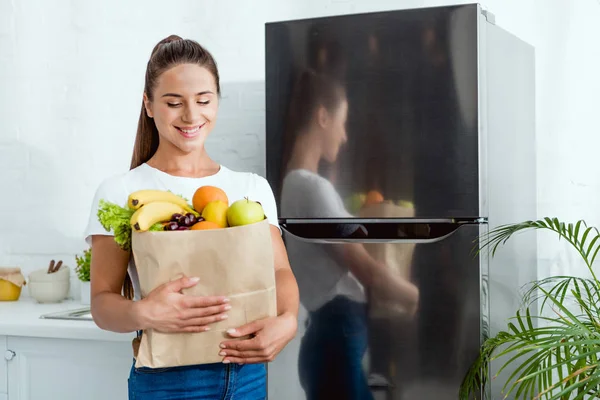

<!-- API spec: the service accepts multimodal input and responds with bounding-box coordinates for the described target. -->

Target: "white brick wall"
[2,0,598,293]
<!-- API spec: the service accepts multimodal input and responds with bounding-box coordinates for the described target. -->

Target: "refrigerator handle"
[279,220,480,244]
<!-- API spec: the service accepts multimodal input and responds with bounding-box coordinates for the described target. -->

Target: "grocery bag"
[131,219,277,368]
[359,202,416,318]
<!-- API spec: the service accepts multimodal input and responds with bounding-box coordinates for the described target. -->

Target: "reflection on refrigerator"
[265,4,536,399]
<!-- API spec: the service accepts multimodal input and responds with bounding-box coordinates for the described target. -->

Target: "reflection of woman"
[280,70,419,400]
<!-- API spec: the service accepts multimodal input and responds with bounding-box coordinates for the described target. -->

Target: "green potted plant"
[75,248,91,305]
[460,218,600,399]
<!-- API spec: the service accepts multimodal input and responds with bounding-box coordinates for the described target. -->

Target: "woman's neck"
[146,142,220,178]
[286,130,322,174]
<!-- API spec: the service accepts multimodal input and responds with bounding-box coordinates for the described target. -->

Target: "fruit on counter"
[364,190,384,206]
[201,200,229,228]
[190,220,222,230]
[130,201,188,232]
[127,189,198,216]
[344,193,366,214]
[227,198,266,227]
[192,186,229,213]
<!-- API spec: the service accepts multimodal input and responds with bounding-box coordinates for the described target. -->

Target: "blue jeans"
[298,296,374,400]
[128,360,266,400]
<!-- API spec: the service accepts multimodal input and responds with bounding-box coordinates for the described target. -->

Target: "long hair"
[130,35,220,170]
[280,69,346,180]
[122,35,220,300]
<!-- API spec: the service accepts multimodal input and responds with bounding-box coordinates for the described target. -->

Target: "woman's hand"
[218,312,298,364]
[389,275,420,317]
[135,276,231,333]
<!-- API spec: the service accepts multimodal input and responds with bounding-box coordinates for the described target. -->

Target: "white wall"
[0,0,598,396]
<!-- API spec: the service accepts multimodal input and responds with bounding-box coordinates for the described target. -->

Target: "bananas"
[128,190,197,216]
[130,201,188,232]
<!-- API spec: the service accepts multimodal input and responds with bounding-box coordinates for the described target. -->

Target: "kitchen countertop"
[0,296,135,342]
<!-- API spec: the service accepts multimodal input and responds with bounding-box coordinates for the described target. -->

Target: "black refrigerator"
[264,4,537,399]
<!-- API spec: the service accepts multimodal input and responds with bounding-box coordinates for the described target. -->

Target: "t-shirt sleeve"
[293,174,353,219]
[252,174,281,233]
[83,175,128,246]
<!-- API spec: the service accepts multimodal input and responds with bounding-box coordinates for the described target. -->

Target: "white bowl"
[28,281,70,303]
[29,266,70,283]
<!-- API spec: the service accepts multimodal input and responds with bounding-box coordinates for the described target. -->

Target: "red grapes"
[165,213,203,231]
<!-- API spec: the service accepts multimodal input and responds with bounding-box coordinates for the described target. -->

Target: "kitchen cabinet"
[5,336,132,400]
[1,336,6,396]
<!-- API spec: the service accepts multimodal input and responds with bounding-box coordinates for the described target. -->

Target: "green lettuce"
[97,200,135,251]
[97,200,167,251]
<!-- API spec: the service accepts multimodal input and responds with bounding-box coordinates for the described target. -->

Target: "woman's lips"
[176,123,205,138]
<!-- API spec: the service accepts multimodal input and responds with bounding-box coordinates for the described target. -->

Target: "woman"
[84,35,299,400]
[280,70,419,400]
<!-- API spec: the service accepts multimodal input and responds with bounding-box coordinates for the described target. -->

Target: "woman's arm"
[272,227,300,320]
[90,235,230,334]
[330,242,420,314]
[90,235,142,332]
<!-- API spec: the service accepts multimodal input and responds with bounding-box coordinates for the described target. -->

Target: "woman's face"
[322,99,348,163]
[144,63,219,154]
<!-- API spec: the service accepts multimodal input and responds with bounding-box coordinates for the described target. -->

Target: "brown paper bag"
[131,219,277,369]
[359,202,416,318]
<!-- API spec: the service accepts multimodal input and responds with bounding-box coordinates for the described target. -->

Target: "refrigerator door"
[266,4,481,220]
[268,222,487,400]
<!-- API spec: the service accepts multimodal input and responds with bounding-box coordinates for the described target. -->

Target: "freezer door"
[268,222,486,400]
[266,4,481,219]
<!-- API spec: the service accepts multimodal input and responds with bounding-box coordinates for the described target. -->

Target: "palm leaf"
[460,218,600,399]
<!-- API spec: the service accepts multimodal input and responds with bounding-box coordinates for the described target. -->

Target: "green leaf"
[75,247,91,282]
[97,199,134,251]
[460,217,600,400]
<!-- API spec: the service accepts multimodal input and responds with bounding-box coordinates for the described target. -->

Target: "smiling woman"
[146,65,218,145]
[84,35,299,400]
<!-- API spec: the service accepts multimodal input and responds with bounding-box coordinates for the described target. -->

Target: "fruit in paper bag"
[128,189,197,215]
[192,186,229,213]
[201,200,229,228]
[345,193,366,214]
[130,201,187,232]
[190,221,222,230]
[397,200,414,209]
[227,198,266,227]
[163,213,202,231]
[364,190,384,206]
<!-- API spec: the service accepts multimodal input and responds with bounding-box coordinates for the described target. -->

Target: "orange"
[190,221,222,230]
[364,190,384,206]
[192,186,229,213]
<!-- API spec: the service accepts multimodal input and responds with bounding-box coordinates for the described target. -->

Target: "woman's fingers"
[219,348,271,359]
[182,313,229,327]
[181,295,229,309]
[180,325,212,333]
[180,303,231,320]
[221,356,270,364]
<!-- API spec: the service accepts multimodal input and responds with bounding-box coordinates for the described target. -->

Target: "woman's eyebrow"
[161,91,214,98]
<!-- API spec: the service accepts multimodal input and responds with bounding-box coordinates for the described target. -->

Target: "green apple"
[397,200,414,209]
[227,198,266,227]
[345,193,366,215]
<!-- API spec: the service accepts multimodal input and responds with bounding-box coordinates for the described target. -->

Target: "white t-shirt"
[83,163,280,301]
[280,169,365,312]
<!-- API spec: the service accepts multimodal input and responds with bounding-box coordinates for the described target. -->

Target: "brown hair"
[122,35,220,300]
[280,69,346,176]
